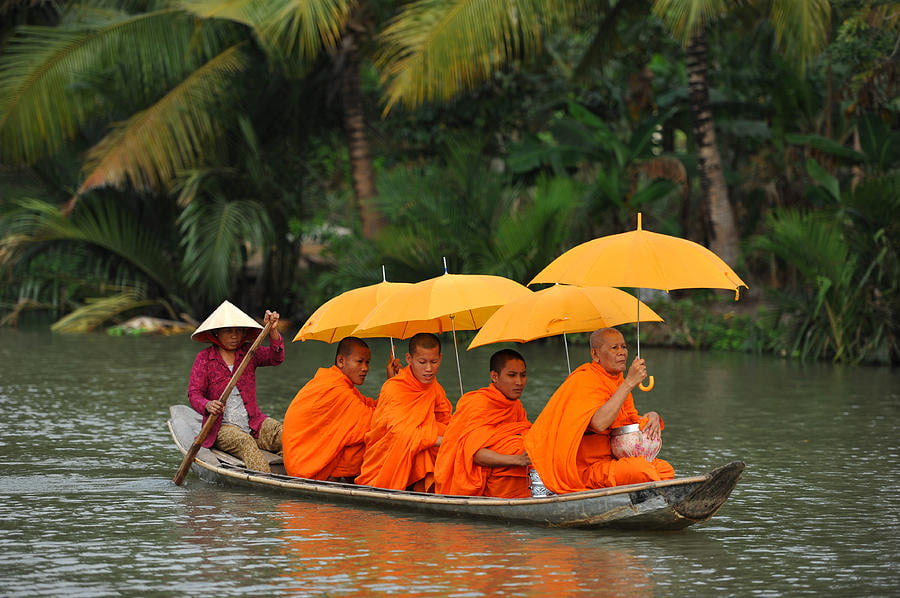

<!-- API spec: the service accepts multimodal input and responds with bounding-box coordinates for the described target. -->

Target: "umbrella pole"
[635,289,654,392]
[636,289,641,359]
[381,265,397,359]
[563,332,571,374]
[450,315,464,397]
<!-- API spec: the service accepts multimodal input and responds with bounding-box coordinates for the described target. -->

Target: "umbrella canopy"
[529,214,747,294]
[293,281,412,343]
[353,271,532,396]
[353,273,531,339]
[467,285,663,349]
[529,213,747,391]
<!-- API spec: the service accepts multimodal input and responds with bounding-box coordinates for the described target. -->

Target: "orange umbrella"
[354,262,531,395]
[530,213,748,389]
[467,285,663,372]
[294,267,411,360]
[294,281,412,343]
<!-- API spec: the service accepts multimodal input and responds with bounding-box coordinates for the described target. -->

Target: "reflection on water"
[276,501,655,597]
[0,328,898,595]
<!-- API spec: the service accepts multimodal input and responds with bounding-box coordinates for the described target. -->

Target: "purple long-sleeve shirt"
[188,335,284,448]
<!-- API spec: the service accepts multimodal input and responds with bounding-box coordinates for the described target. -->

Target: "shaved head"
[490,349,526,375]
[590,328,621,350]
[408,332,441,356]
[335,336,369,365]
[590,327,628,373]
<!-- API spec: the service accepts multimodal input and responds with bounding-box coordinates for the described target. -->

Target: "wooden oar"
[173,320,273,485]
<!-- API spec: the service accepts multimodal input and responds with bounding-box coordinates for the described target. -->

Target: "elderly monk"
[524,327,674,493]
[356,333,452,492]
[434,349,532,498]
[282,337,398,481]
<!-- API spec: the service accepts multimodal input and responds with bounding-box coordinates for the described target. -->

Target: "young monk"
[282,337,399,481]
[434,349,532,498]
[524,327,674,493]
[356,333,452,492]
[188,300,284,474]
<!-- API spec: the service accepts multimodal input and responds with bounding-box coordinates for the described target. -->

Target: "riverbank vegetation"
[1,1,897,365]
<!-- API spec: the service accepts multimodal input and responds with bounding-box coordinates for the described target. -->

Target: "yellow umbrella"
[530,213,748,389]
[294,266,411,360]
[467,285,664,372]
[353,263,531,395]
[294,280,412,343]
[531,214,747,292]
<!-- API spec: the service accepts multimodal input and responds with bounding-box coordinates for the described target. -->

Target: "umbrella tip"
[637,212,642,230]
[443,256,448,274]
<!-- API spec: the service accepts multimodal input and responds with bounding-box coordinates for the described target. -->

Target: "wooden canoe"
[168,405,744,530]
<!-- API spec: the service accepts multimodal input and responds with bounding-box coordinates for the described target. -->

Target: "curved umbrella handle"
[638,375,655,392]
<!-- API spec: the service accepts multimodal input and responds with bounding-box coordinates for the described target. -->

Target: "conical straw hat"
[191,300,262,344]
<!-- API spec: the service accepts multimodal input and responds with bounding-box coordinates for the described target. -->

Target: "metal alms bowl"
[610,423,641,437]
[610,423,661,462]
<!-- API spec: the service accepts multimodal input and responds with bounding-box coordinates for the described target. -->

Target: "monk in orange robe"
[525,327,674,494]
[282,337,398,481]
[357,333,452,492]
[435,349,532,498]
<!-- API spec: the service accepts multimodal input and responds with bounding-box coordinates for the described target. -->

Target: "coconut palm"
[0,0,385,237]
[377,0,832,265]
[651,0,832,266]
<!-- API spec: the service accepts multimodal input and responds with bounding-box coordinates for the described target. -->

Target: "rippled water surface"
[1,328,898,596]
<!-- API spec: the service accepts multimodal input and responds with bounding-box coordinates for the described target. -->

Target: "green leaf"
[805,157,840,202]
[786,133,867,162]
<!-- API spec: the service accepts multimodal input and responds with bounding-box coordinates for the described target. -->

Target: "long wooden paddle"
[173,320,273,485]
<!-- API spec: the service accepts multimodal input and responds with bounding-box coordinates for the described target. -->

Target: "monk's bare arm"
[588,358,647,434]
[473,448,530,468]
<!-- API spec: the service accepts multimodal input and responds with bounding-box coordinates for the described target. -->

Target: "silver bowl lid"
[610,423,641,436]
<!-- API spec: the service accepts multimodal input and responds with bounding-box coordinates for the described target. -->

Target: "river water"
[1,328,897,596]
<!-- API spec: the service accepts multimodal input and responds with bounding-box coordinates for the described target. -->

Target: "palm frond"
[178,197,273,300]
[50,287,157,333]
[488,176,580,281]
[0,8,202,164]
[377,0,581,113]
[77,42,249,195]
[769,0,830,70]
[180,0,352,63]
[0,197,178,293]
[651,0,731,44]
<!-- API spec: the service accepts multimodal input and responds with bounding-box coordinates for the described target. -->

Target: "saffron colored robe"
[356,366,452,492]
[282,366,376,480]
[524,362,674,493]
[434,384,532,498]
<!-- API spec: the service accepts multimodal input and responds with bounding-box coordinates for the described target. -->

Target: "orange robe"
[434,384,532,498]
[524,362,674,493]
[282,366,376,480]
[356,365,452,492]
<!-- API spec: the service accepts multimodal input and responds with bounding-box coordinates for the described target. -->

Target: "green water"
[1,328,898,596]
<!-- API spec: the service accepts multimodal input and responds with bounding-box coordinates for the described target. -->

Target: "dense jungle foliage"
[0,0,897,365]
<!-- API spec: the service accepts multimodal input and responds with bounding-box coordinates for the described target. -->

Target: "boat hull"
[168,405,743,530]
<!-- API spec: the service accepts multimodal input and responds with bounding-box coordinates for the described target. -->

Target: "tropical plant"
[508,101,682,235]
[652,0,832,267]
[0,195,187,330]
[314,140,584,303]
[753,172,899,364]
[0,0,386,237]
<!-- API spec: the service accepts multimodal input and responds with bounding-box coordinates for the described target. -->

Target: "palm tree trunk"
[340,28,383,240]
[686,31,739,265]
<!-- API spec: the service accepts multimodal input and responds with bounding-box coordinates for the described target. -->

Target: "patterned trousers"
[213,417,282,473]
